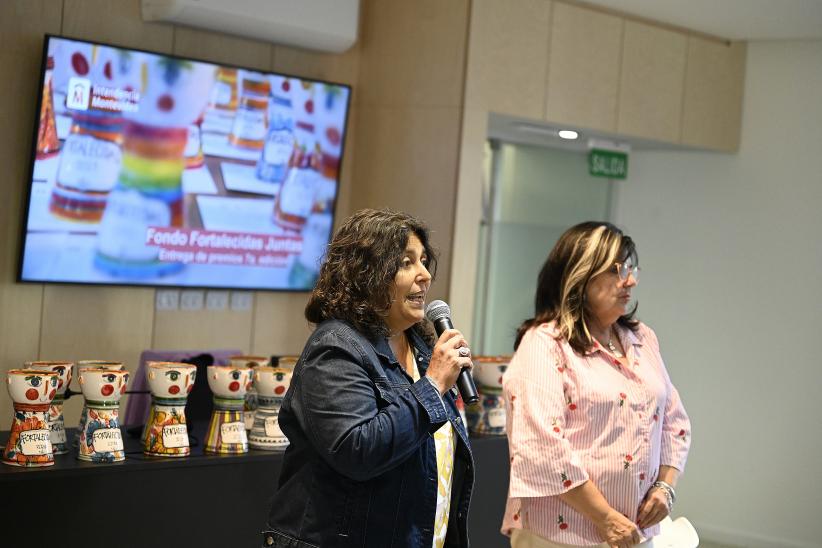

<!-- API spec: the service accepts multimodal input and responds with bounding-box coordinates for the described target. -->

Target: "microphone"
[425,300,479,404]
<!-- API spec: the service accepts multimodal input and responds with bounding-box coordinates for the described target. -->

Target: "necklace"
[607,331,623,358]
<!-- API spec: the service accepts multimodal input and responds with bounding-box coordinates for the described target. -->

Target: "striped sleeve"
[503,327,589,498]
[645,326,691,472]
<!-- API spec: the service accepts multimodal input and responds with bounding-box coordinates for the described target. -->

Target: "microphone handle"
[432,317,479,405]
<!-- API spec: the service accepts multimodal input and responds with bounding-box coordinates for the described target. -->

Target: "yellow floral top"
[411,362,456,548]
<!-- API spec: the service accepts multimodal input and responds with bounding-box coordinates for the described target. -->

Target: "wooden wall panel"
[39,285,154,423]
[544,1,623,132]
[62,0,173,51]
[463,0,552,119]
[357,0,469,108]
[272,43,360,91]
[152,300,253,352]
[251,292,313,357]
[681,38,746,152]
[351,105,461,301]
[0,0,62,427]
[617,20,687,143]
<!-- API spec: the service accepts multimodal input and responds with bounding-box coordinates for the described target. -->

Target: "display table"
[0,425,510,548]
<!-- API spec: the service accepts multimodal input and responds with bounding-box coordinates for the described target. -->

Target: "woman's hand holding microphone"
[426,329,472,396]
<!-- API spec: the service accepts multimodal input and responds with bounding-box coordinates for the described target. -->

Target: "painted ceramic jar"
[23,361,73,454]
[36,55,61,159]
[470,356,509,394]
[229,355,268,431]
[143,362,196,457]
[272,81,320,231]
[204,365,253,454]
[93,58,215,278]
[183,116,205,169]
[3,369,59,467]
[256,75,295,183]
[73,361,124,449]
[315,84,348,181]
[50,46,141,222]
[465,392,507,436]
[208,67,239,112]
[248,366,292,450]
[77,368,129,462]
[228,72,270,150]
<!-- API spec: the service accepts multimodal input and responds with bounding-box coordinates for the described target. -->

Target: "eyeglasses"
[614,262,640,282]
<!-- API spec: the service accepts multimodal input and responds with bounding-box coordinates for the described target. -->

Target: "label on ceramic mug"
[220,421,247,444]
[263,130,294,164]
[184,124,201,157]
[212,81,232,107]
[232,109,266,141]
[92,428,123,452]
[49,421,67,444]
[487,409,506,429]
[162,424,189,448]
[19,430,52,456]
[264,416,283,438]
[57,134,122,191]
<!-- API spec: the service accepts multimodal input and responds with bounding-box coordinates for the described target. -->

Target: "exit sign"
[589,148,628,179]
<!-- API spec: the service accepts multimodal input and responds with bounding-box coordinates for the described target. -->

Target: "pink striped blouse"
[501,321,691,545]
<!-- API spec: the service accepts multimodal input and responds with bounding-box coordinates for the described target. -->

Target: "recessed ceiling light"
[558,130,579,140]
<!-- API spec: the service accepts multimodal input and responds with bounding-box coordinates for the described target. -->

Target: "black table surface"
[0,425,511,548]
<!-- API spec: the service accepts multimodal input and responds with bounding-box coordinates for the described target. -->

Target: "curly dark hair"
[305,208,438,341]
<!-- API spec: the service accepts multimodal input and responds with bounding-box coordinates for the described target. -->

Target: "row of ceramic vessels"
[2,358,294,468]
[466,356,510,436]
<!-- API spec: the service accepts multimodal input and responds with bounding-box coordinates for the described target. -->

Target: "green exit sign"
[589,149,628,179]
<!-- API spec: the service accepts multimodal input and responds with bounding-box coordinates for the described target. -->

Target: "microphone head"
[425,300,451,322]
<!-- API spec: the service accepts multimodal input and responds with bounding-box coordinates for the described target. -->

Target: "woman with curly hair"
[263,208,474,548]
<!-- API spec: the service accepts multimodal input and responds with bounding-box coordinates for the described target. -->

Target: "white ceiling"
[579,0,822,40]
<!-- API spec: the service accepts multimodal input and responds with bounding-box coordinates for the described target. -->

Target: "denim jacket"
[263,319,474,548]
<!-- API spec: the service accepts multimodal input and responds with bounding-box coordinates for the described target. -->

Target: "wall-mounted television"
[18,35,351,291]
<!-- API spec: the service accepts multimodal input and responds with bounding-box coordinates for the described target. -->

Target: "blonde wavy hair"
[515,222,638,354]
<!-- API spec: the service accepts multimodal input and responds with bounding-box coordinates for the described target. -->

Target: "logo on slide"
[66,77,91,111]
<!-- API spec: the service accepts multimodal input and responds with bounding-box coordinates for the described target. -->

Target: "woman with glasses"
[501,221,690,548]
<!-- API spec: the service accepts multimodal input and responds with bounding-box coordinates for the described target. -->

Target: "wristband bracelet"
[652,481,676,510]
[652,480,677,503]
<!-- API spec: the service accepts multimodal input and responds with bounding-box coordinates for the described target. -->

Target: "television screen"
[19,35,351,291]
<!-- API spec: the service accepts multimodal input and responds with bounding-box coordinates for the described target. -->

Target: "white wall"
[612,40,822,548]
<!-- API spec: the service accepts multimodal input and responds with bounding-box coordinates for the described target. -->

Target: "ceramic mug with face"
[4,369,59,467]
[277,356,299,370]
[146,362,196,399]
[253,366,292,399]
[78,369,130,403]
[229,355,268,369]
[75,361,124,389]
[24,361,73,397]
[207,365,253,399]
[6,369,59,405]
[471,356,509,393]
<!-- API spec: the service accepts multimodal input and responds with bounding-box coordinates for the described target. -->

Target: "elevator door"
[473,141,613,356]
